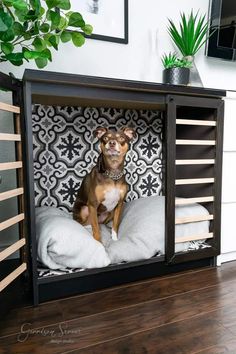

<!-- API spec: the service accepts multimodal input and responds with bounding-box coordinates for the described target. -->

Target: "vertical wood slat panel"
[0,95,27,294]
[14,112,26,262]
[172,95,222,265]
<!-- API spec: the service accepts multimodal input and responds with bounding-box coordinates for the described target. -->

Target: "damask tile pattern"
[32,105,164,211]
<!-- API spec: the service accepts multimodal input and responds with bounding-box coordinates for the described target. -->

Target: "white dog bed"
[36,196,210,270]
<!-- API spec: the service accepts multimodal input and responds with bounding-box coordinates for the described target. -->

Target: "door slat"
[0,161,22,171]
[0,238,26,262]
[0,263,26,292]
[175,196,214,205]
[176,178,215,185]
[0,187,24,202]
[176,119,216,126]
[175,232,213,243]
[176,159,215,165]
[0,133,21,141]
[0,102,20,114]
[175,214,214,224]
[176,139,216,146]
[0,213,24,232]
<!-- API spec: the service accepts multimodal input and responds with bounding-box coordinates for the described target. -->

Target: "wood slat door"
[166,94,224,264]
[0,73,28,313]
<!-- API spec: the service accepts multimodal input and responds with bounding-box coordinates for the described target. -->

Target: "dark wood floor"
[1,261,236,354]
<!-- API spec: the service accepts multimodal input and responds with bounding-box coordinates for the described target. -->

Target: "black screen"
[218,0,236,49]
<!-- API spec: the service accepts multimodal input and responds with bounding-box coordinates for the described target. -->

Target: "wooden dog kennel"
[0,69,225,305]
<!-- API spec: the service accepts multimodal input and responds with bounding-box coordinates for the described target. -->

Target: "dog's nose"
[109,140,116,147]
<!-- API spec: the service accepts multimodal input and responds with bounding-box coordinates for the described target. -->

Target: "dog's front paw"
[111,229,118,241]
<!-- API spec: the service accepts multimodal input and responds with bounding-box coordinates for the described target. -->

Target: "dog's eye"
[103,136,108,142]
[119,137,125,143]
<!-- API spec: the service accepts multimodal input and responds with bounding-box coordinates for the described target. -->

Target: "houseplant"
[167,10,210,86]
[0,0,93,68]
[162,52,191,85]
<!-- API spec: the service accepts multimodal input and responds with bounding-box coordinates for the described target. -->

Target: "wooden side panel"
[0,95,27,298]
[167,95,223,263]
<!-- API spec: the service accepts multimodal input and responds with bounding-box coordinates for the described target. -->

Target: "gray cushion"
[36,207,110,269]
[102,196,165,263]
[101,196,209,264]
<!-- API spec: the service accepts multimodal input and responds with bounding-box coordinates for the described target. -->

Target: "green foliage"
[162,52,192,69]
[0,0,93,68]
[167,10,209,56]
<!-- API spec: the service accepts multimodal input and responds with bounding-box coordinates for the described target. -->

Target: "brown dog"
[73,127,136,242]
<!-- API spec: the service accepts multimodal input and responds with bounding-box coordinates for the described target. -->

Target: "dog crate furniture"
[20,69,225,305]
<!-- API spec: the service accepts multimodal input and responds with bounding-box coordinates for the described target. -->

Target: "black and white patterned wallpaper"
[32,105,164,212]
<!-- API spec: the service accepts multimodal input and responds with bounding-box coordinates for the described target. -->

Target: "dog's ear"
[121,127,136,141]
[94,127,107,140]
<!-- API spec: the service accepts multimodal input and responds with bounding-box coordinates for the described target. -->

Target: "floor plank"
[1,262,236,353]
[1,263,236,337]
[1,267,236,353]
[0,308,235,354]
[194,338,236,354]
[0,302,64,338]
[66,311,235,354]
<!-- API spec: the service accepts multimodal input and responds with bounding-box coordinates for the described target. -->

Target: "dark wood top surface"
[23,69,226,98]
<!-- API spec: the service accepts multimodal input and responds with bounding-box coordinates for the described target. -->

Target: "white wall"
[1,0,236,91]
[218,92,236,265]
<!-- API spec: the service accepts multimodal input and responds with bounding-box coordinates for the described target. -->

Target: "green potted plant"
[167,10,210,86]
[0,0,93,68]
[162,52,191,85]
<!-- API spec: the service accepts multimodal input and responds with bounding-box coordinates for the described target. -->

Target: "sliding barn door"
[0,72,28,314]
[166,94,224,264]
